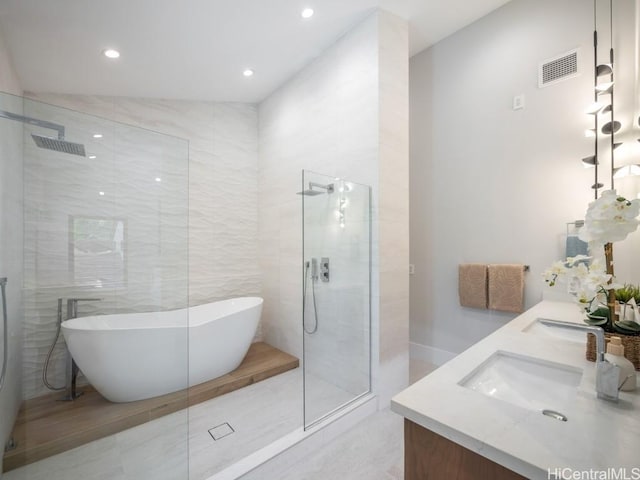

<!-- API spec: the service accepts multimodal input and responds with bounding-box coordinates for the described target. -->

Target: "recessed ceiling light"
[155,177,162,182]
[93,133,103,139]
[243,69,254,77]
[103,49,120,59]
[301,8,314,18]
[99,191,105,196]
[88,155,97,159]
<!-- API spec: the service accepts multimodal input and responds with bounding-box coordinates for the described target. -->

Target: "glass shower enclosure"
[0,92,190,480]
[301,170,371,428]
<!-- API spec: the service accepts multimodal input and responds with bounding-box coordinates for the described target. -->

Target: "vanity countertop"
[391,301,640,479]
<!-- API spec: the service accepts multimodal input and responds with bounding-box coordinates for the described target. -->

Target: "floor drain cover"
[208,422,235,441]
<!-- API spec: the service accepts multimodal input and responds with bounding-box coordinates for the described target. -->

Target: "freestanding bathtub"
[61,297,263,403]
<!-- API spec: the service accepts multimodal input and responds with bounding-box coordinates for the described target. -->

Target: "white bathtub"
[61,297,263,403]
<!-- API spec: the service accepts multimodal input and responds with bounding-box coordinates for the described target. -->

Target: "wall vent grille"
[538,49,579,87]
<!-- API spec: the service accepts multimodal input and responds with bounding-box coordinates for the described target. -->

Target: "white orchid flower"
[579,190,640,246]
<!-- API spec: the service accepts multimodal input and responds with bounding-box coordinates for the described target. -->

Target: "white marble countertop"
[391,301,640,479]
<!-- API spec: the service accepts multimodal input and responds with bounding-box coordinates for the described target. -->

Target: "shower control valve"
[321,257,330,282]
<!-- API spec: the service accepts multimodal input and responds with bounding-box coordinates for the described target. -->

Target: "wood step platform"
[3,342,299,472]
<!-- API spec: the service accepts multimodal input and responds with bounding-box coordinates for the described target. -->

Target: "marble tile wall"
[258,10,409,411]
[376,12,410,406]
[258,12,379,384]
[22,94,259,399]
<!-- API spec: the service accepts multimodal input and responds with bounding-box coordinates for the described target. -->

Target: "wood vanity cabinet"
[404,419,527,480]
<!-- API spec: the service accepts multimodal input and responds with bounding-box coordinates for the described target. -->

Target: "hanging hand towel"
[488,264,525,313]
[458,264,488,309]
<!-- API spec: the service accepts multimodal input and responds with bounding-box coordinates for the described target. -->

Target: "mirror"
[590,0,640,285]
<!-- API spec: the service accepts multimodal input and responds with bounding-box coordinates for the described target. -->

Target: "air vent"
[538,49,579,88]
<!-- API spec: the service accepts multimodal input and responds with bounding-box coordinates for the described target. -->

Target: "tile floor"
[242,359,438,480]
[3,359,438,480]
[4,368,355,480]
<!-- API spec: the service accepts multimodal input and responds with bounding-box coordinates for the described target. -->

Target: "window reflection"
[69,216,126,288]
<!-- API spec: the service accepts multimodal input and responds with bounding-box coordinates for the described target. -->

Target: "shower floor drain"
[208,422,235,441]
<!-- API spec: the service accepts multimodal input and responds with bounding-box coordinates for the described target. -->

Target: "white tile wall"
[376,10,410,407]
[21,94,260,399]
[258,10,410,415]
[257,12,380,401]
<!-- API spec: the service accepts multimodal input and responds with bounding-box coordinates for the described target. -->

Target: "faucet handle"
[596,361,620,402]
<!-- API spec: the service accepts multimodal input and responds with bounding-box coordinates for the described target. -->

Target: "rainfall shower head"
[297,189,324,196]
[0,109,86,157]
[296,182,335,196]
[31,134,86,156]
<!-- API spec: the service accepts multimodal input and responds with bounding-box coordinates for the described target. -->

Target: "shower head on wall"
[297,189,324,196]
[31,134,86,156]
[0,109,86,157]
[296,182,335,196]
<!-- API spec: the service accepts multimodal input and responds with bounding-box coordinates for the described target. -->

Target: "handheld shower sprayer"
[303,260,319,334]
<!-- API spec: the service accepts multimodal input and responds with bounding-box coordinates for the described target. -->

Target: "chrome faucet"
[538,318,620,402]
[67,298,102,321]
[62,298,101,401]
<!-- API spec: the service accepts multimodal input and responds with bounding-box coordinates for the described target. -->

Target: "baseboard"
[409,341,457,366]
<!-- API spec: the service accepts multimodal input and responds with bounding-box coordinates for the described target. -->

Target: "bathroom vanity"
[392,301,640,480]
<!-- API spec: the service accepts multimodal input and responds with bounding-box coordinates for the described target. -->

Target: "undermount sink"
[522,318,587,344]
[459,351,583,413]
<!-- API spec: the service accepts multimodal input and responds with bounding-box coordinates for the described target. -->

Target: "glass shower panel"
[302,170,371,428]
[5,96,190,480]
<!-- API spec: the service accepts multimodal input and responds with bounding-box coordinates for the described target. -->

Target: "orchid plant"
[578,190,640,245]
[544,189,640,329]
[543,255,616,312]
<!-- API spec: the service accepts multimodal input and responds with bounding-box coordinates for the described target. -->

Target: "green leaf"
[585,315,608,326]
[616,320,640,331]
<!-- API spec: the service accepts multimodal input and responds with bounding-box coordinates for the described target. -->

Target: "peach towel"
[458,264,488,309]
[488,264,525,313]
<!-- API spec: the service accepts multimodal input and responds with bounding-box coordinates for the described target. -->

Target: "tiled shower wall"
[0,66,24,473]
[258,10,409,407]
[22,94,259,399]
[22,10,408,405]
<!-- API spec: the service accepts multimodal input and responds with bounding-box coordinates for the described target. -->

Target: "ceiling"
[0,0,511,102]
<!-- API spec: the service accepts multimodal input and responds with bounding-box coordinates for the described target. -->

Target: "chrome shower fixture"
[296,182,335,196]
[0,109,86,156]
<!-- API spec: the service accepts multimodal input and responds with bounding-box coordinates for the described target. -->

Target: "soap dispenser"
[604,336,637,392]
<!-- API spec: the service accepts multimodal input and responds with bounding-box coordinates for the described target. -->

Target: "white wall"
[410,0,600,359]
[0,25,23,471]
[20,94,259,399]
[258,10,409,408]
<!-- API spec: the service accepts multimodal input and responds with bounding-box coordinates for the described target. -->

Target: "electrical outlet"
[512,94,525,110]
[409,264,415,275]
